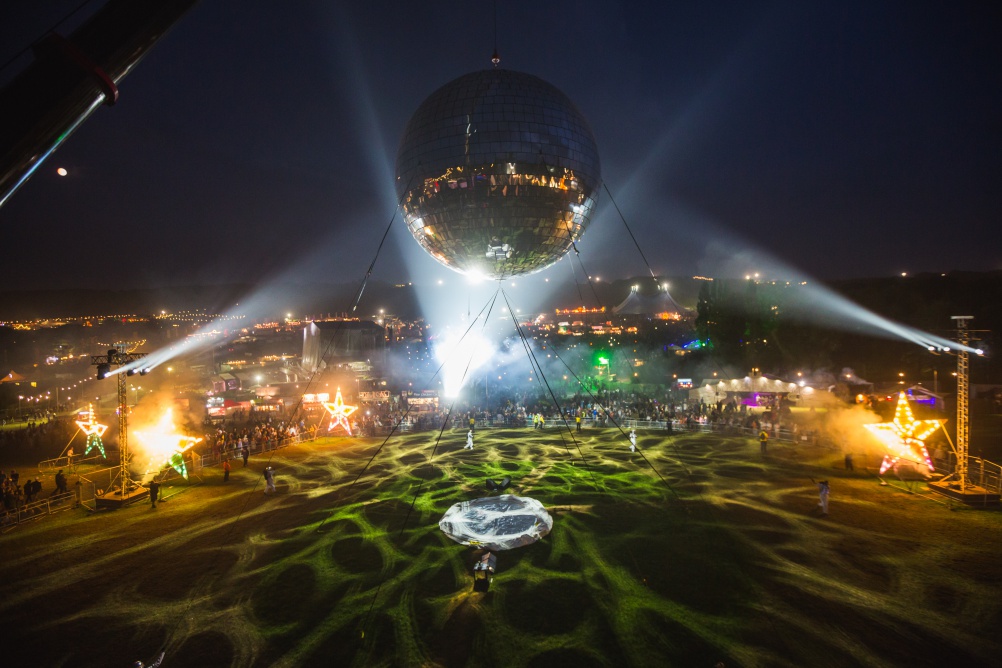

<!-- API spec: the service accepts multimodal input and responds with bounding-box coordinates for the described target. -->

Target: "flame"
[134,408,202,478]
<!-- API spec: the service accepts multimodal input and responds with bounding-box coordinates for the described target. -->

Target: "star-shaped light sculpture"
[864,392,945,474]
[322,387,357,435]
[75,404,108,458]
[134,408,203,479]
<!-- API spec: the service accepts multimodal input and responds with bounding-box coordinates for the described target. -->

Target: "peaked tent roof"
[1,370,27,383]
[612,285,686,316]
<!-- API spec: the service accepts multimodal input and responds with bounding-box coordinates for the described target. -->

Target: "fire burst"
[322,387,357,435]
[75,404,108,458]
[864,392,945,474]
[134,408,202,479]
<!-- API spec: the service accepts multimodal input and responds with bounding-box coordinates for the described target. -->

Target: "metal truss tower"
[951,316,972,491]
[91,344,149,502]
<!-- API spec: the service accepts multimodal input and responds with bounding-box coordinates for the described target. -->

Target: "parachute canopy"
[439,495,553,551]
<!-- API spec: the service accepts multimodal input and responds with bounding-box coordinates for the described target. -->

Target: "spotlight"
[96,363,111,380]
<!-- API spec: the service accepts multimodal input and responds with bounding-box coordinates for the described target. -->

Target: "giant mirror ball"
[395,69,601,279]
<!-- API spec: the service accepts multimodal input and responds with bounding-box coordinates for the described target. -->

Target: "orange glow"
[864,392,944,474]
[134,408,202,478]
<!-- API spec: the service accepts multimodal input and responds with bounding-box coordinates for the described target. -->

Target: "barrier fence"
[38,453,104,472]
[931,452,1002,495]
[1,489,77,532]
[196,429,318,469]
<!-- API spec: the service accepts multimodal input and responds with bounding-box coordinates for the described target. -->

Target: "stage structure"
[90,344,150,508]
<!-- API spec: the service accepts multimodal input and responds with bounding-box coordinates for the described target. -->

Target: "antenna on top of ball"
[491,0,500,68]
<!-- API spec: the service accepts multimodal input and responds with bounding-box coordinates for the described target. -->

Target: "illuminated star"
[322,387,357,435]
[75,404,108,458]
[864,392,945,474]
[135,409,203,479]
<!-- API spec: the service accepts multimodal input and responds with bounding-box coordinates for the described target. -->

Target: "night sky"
[1,0,1000,292]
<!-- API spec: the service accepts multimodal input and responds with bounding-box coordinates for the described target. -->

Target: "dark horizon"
[1,1,1000,291]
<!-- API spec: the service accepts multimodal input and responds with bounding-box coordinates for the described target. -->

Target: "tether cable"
[545,344,685,505]
[603,182,660,289]
[155,180,414,662]
[355,288,500,640]
[500,288,596,477]
[315,287,501,533]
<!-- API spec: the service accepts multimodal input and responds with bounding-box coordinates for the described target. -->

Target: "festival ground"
[2,428,1001,667]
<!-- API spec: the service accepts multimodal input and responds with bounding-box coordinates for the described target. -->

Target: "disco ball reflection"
[396,69,602,279]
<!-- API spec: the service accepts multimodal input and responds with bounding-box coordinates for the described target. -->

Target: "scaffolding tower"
[951,316,972,492]
[928,316,997,505]
[90,344,149,507]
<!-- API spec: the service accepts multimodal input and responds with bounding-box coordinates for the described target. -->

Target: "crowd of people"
[195,415,309,466]
[1,466,75,525]
[0,416,74,455]
[346,387,810,441]
[1,384,830,525]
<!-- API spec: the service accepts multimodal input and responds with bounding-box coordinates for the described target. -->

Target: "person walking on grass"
[223,458,231,482]
[817,480,830,515]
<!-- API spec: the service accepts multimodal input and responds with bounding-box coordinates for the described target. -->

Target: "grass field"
[2,427,1001,667]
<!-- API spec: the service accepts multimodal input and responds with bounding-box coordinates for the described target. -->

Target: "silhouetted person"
[149,480,160,508]
[54,470,68,495]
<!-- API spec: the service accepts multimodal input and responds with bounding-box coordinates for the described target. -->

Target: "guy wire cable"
[571,241,604,309]
[397,287,501,537]
[286,174,417,433]
[545,344,686,505]
[504,293,577,462]
[603,182,661,289]
[502,286,574,454]
[315,286,501,533]
[567,246,587,308]
[156,183,413,661]
[501,288,596,479]
[356,287,500,641]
